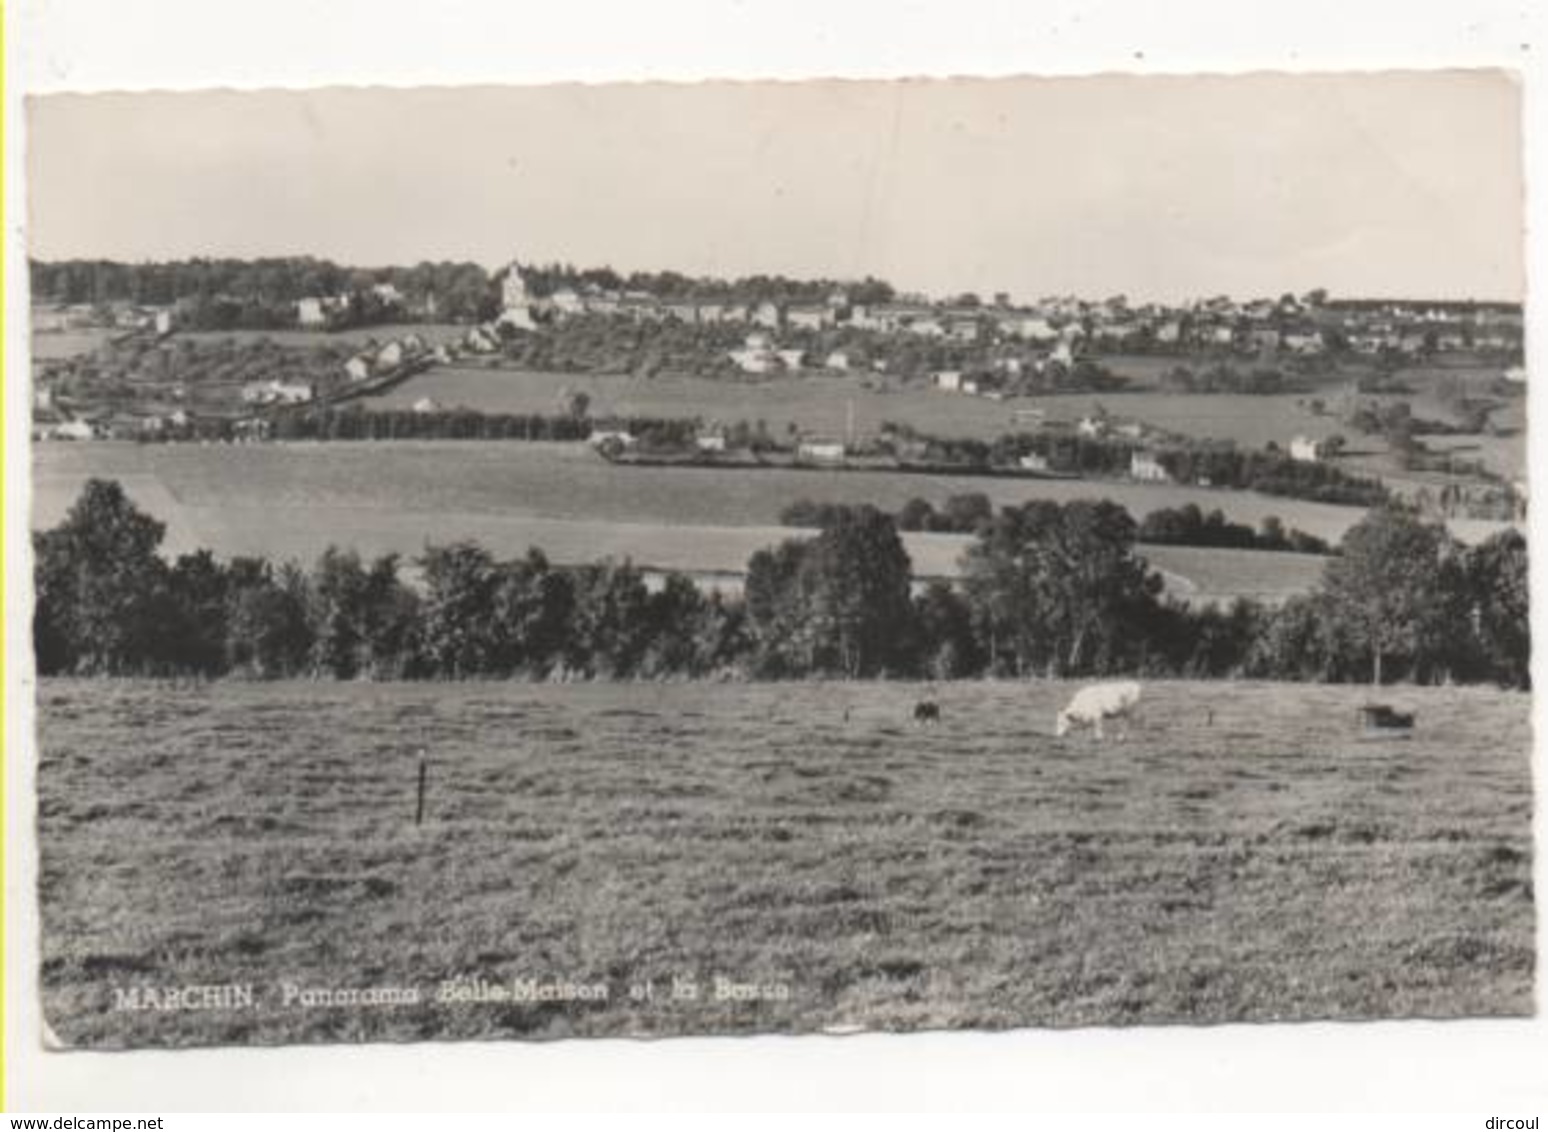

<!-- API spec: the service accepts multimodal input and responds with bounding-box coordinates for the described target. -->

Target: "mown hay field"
[37,678,1533,1048]
[32,442,1337,603]
[33,438,1426,546]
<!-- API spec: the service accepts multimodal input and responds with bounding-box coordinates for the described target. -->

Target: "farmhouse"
[1289,435,1323,462]
[1019,452,1051,472]
[588,428,637,450]
[824,350,851,371]
[752,302,782,330]
[786,305,832,332]
[297,297,329,326]
[695,432,728,453]
[1000,314,1060,342]
[550,288,585,316]
[776,349,806,371]
[797,438,846,464]
[1283,330,1326,355]
[934,370,964,392]
[241,379,315,406]
[43,418,99,441]
[376,341,405,370]
[1129,451,1171,482]
[345,355,372,382]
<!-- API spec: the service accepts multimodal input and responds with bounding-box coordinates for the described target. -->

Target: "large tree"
[1466,528,1530,689]
[743,506,917,678]
[962,499,1163,677]
[1320,506,1462,684]
[33,478,171,674]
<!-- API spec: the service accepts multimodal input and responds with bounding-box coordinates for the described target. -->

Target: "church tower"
[501,261,529,310]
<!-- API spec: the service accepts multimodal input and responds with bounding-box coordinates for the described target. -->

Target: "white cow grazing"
[1056,680,1143,740]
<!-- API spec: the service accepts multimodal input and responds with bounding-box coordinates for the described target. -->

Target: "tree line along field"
[31,440,1512,588]
[36,678,1533,1047]
[31,442,1358,605]
[38,436,1502,543]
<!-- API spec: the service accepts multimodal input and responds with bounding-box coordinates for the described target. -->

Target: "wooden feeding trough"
[1357,703,1415,739]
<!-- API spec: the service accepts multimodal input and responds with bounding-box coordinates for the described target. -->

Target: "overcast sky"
[26,71,1523,303]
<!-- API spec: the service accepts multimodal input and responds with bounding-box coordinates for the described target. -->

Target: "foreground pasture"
[37,679,1532,1048]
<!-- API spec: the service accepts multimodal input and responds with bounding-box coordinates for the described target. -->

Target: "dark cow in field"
[913,700,941,725]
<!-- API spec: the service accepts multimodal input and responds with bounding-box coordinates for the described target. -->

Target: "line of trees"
[33,479,1528,688]
[30,258,498,326]
[881,423,1390,507]
[781,496,1333,555]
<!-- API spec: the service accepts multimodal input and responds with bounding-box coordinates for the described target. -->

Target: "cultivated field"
[369,365,1347,450]
[32,441,1368,604]
[35,438,1445,545]
[37,678,1533,1047]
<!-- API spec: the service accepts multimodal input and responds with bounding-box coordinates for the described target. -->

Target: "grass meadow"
[37,678,1533,1048]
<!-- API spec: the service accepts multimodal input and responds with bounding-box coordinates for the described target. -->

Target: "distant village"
[30,258,1526,467]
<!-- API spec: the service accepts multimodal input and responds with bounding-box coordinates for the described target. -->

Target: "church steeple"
[501,260,529,310]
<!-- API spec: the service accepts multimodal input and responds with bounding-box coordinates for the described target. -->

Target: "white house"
[588,429,637,449]
[786,305,831,332]
[1077,415,1107,438]
[50,418,98,441]
[695,433,728,453]
[777,349,806,371]
[154,309,175,337]
[729,349,772,374]
[752,302,782,329]
[1155,320,1182,344]
[1019,452,1051,472]
[550,288,585,316]
[934,370,964,392]
[1283,330,1325,355]
[376,341,405,370]
[412,397,442,414]
[797,439,846,463]
[345,355,372,382]
[1130,451,1171,482]
[1001,315,1060,343]
[1289,436,1322,462]
[297,298,328,326]
[824,350,851,371]
[241,379,315,406]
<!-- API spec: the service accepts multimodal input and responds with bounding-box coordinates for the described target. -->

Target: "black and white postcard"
[21,70,1533,1057]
